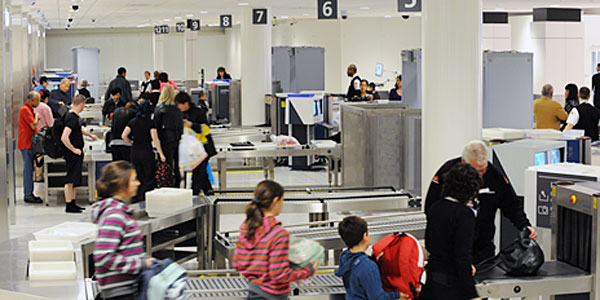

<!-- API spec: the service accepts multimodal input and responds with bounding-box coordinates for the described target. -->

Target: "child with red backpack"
[335,216,405,300]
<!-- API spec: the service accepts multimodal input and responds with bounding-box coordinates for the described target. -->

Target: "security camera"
[72,5,79,11]
[402,15,410,20]
[341,9,348,20]
[68,17,73,23]
[91,19,96,23]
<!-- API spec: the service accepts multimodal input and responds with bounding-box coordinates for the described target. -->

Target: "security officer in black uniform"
[425,140,538,264]
[565,86,600,142]
[346,64,361,100]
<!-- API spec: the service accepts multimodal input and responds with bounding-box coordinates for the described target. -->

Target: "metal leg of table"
[196,213,204,270]
[88,161,96,204]
[334,156,340,186]
[263,158,269,179]
[267,158,275,180]
[327,156,333,187]
[217,158,227,191]
[43,158,50,206]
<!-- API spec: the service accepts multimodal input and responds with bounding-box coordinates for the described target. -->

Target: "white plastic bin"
[28,261,77,281]
[33,222,98,245]
[28,240,74,262]
[145,188,193,217]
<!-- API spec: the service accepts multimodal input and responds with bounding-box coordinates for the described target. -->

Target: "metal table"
[210,127,271,145]
[81,198,208,278]
[0,234,90,300]
[42,152,112,205]
[213,142,341,190]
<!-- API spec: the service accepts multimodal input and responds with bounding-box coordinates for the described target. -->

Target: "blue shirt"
[33,84,45,92]
[335,250,400,300]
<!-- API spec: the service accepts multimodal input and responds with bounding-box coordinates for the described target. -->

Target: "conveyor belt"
[214,213,426,259]
[207,191,410,202]
[186,273,345,299]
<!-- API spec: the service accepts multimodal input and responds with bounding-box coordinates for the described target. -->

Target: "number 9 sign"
[318,0,338,19]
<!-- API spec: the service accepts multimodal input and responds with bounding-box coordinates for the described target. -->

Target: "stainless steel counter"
[0,234,90,300]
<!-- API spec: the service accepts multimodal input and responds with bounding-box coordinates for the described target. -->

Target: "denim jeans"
[21,149,33,199]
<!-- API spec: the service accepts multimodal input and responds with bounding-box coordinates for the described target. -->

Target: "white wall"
[46,27,229,91]
[272,16,422,92]
[225,25,241,79]
[482,24,511,51]
[583,15,600,86]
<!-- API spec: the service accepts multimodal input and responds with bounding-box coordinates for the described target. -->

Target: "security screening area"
[4,0,600,300]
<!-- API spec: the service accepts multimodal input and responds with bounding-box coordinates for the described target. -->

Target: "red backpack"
[372,232,425,299]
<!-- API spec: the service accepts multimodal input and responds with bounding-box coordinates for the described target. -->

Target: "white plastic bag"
[270,134,300,147]
[179,129,207,171]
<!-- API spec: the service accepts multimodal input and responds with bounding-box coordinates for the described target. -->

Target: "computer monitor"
[535,152,547,166]
[375,63,384,77]
[548,148,562,164]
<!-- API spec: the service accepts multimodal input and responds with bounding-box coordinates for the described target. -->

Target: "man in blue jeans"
[18,91,42,204]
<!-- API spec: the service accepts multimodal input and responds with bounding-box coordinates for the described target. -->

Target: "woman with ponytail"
[233,180,318,300]
[91,161,155,300]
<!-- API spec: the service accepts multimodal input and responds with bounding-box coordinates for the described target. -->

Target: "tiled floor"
[9,166,333,239]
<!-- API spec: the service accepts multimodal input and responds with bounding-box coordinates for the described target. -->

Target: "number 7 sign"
[253,8,268,24]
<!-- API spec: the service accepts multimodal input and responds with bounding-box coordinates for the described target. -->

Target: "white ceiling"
[23,0,600,30]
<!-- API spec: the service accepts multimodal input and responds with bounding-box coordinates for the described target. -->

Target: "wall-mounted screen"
[548,148,562,164]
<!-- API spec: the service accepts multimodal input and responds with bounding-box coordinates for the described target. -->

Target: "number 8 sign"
[220,15,232,28]
[318,0,338,19]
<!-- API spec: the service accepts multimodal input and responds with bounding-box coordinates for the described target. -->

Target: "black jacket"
[593,73,600,108]
[104,75,133,103]
[425,157,531,263]
[78,88,91,99]
[183,105,217,157]
[346,75,361,100]
[424,198,478,300]
[49,90,72,118]
[111,107,136,141]
[102,97,127,121]
[154,104,183,145]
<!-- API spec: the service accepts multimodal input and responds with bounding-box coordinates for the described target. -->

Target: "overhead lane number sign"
[154,25,169,35]
[318,0,337,19]
[220,14,232,28]
[176,22,185,32]
[188,19,200,31]
[397,0,421,12]
[253,8,268,24]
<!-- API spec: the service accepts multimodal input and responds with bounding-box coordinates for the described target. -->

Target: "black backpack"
[476,229,545,276]
[31,129,46,159]
[43,115,67,159]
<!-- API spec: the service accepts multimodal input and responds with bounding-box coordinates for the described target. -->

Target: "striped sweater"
[233,216,314,296]
[92,198,146,299]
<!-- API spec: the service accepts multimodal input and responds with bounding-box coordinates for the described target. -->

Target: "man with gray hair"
[18,91,41,203]
[533,84,568,130]
[425,140,537,264]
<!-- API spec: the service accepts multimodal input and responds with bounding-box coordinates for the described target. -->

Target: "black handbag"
[476,229,544,276]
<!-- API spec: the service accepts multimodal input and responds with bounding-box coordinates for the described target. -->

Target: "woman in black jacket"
[110,101,138,162]
[175,92,217,195]
[420,163,483,300]
[154,85,183,187]
[564,83,579,113]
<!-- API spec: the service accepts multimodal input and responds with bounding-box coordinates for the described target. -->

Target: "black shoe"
[24,196,43,204]
[65,202,83,213]
[32,195,43,202]
[204,190,215,196]
[72,202,86,210]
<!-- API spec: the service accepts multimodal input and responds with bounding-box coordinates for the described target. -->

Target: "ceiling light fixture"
[174,16,182,20]
[280,16,289,19]
[186,14,194,17]
[163,18,170,22]
[384,15,392,18]
[550,4,561,7]
[359,6,369,10]
[199,11,208,14]
[238,2,249,6]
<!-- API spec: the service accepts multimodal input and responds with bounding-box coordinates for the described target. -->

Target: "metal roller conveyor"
[185,271,345,299]
[213,213,426,261]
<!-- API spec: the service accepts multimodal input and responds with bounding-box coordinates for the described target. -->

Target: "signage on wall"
[220,14,232,28]
[253,8,268,25]
[317,0,338,19]
[176,22,186,32]
[188,19,201,31]
[397,0,421,12]
[154,25,169,35]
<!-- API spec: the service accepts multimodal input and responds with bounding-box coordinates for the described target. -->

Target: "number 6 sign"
[318,0,338,19]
